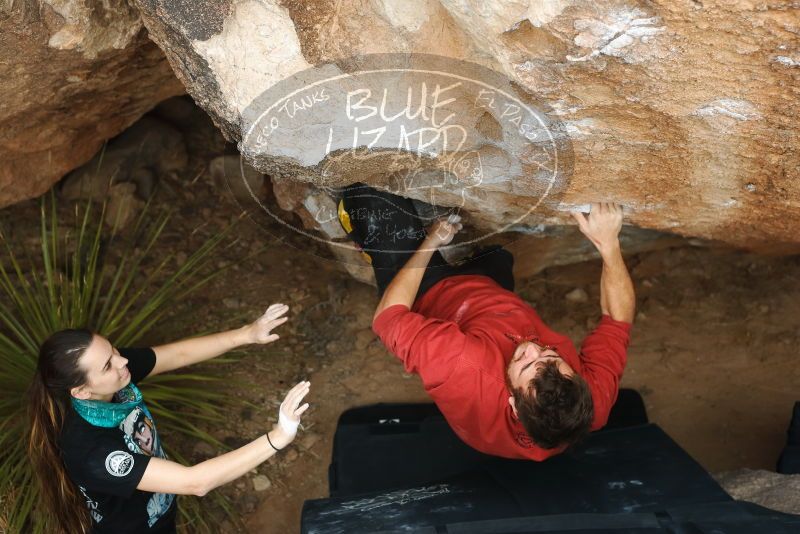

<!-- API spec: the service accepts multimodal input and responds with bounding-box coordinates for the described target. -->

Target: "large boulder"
[0,0,184,208]
[129,0,800,260]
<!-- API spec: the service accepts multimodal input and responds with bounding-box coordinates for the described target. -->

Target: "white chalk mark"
[563,118,597,138]
[557,203,592,212]
[567,7,664,63]
[694,99,761,121]
[774,55,800,67]
[317,485,453,515]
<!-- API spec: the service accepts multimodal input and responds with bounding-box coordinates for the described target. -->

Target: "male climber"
[338,184,635,460]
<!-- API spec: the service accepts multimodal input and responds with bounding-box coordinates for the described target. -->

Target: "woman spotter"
[27,303,309,533]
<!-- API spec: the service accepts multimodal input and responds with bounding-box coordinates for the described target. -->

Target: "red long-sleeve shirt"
[372,274,632,461]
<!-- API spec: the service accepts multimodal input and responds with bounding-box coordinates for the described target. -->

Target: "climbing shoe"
[338,183,426,269]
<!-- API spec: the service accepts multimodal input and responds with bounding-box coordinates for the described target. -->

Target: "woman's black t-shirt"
[59,347,177,533]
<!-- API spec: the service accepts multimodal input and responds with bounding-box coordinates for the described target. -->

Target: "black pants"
[340,184,515,300]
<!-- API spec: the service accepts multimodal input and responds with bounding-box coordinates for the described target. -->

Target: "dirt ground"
[3,101,798,533]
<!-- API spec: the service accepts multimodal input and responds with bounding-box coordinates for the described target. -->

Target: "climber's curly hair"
[513,360,594,450]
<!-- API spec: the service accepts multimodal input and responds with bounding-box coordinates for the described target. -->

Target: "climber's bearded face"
[506,341,574,391]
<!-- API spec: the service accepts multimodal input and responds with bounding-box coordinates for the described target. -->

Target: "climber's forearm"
[599,241,635,323]
[373,238,437,322]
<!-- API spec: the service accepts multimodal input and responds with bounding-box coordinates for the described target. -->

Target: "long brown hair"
[27,329,94,534]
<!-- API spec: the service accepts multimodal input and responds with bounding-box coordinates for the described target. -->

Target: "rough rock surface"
[0,0,184,208]
[716,469,800,516]
[130,0,800,258]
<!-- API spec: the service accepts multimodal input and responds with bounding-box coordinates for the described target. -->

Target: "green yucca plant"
[0,193,242,532]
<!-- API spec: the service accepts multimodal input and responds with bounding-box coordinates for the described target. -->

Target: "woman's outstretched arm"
[137,381,309,496]
[149,303,289,376]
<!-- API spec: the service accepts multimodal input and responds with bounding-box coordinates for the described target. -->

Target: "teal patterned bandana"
[71,383,145,428]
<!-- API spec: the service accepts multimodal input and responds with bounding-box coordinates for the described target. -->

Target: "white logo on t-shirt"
[105,450,134,477]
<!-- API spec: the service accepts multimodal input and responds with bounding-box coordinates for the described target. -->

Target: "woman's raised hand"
[271,381,310,448]
[247,303,289,344]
